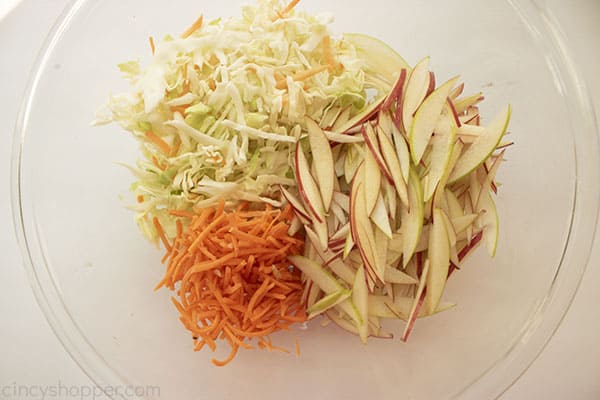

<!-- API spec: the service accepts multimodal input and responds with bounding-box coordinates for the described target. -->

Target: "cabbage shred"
[95,0,375,242]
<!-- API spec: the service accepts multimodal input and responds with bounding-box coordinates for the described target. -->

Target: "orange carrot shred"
[295,338,301,356]
[145,131,171,154]
[148,36,155,55]
[137,195,144,203]
[153,217,171,252]
[181,15,203,39]
[157,201,305,366]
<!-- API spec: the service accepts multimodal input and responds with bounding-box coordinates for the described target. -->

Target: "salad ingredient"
[286,59,511,340]
[156,200,305,366]
[95,0,373,244]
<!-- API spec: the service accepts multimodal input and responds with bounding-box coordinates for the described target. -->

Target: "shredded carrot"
[207,78,217,91]
[295,338,301,356]
[137,195,144,203]
[321,35,335,68]
[181,15,204,39]
[145,131,171,154]
[170,135,181,157]
[153,217,172,252]
[157,200,306,366]
[272,0,300,21]
[275,65,329,90]
[151,155,166,171]
[148,36,155,55]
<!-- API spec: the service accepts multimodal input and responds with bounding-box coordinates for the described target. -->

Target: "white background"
[0,0,598,399]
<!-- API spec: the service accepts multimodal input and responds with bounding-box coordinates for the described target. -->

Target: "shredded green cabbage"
[95,0,390,242]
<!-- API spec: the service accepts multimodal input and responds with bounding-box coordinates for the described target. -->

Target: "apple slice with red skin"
[362,123,394,183]
[448,82,465,101]
[401,168,425,267]
[306,117,335,211]
[453,92,484,114]
[364,144,382,215]
[391,123,411,184]
[377,125,410,208]
[382,68,408,110]
[401,259,429,342]
[294,141,326,223]
[402,57,431,134]
[424,208,451,315]
[334,96,386,134]
[409,76,460,164]
[448,104,511,184]
[352,266,369,343]
[331,106,352,132]
[280,185,311,223]
[424,112,457,201]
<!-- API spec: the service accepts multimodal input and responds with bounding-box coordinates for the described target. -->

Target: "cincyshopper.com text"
[1,381,160,399]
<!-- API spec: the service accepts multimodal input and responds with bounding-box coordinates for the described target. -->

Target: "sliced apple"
[352,266,369,343]
[450,212,477,233]
[448,105,511,183]
[320,106,344,129]
[370,194,393,239]
[401,168,424,267]
[331,106,352,132]
[424,113,457,201]
[343,33,411,83]
[280,185,311,223]
[402,57,431,134]
[364,146,382,215]
[477,189,499,257]
[448,82,465,101]
[343,143,362,183]
[391,123,411,184]
[377,125,410,208]
[334,96,386,134]
[409,76,460,164]
[385,267,419,284]
[306,117,335,211]
[454,92,484,114]
[304,227,355,284]
[424,208,451,315]
[323,130,364,144]
[362,123,393,182]
[307,289,351,319]
[401,259,429,342]
[382,68,408,110]
[294,141,326,223]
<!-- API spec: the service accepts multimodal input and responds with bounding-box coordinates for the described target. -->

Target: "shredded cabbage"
[95,0,384,242]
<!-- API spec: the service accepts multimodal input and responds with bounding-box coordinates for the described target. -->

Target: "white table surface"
[1,1,598,399]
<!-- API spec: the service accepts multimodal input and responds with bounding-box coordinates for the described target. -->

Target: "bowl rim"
[11,0,600,399]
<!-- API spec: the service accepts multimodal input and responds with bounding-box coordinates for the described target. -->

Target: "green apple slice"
[402,57,431,134]
[391,123,411,184]
[453,92,484,114]
[377,125,410,208]
[308,289,351,319]
[401,259,429,341]
[424,113,457,201]
[343,33,410,83]
[448,104,511,183]
[304,227,355,285]
[352,266,369,343]
[409,76,460,164]
[364,145,382,215]
[306,117,335,211]
[424,208,451,315]
[401,168,424,267]
[477,189,499,257]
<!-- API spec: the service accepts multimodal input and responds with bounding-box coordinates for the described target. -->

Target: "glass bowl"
[12,0,599,399]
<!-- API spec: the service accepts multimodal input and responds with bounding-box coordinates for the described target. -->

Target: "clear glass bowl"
[12,0,599,399]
